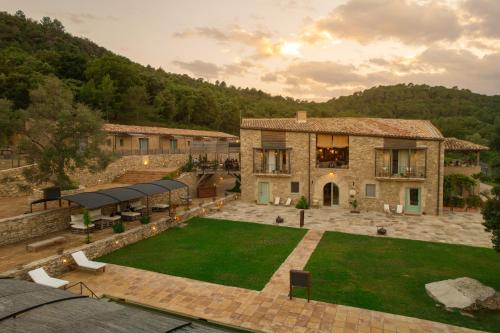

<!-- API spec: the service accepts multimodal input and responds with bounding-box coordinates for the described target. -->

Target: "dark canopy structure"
[62,179,188,209]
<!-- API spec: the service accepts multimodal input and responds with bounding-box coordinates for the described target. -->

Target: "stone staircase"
[113,168,175,184]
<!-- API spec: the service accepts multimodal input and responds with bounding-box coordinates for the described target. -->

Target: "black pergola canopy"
[62,180,188,209]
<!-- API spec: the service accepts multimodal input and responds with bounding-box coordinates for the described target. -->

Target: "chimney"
[296,111,307,123]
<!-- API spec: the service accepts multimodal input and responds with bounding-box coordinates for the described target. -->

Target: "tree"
[20,77,110,189]
[0,98,22,145]
[98,74,115,121]
[482,185,500,252]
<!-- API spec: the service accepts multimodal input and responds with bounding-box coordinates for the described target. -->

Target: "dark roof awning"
[62,180,189,209]
[127,183,169,196]
[62,192,120,210]
[150,179,188,191]
[98,187,145,202]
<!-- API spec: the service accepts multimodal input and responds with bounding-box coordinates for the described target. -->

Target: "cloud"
[301,0,462,45]
[266,47,500,100]
[462,0,500,39]
[174,25,299,58]
[46,12,118,25]
[172,60,221,79]
[172,59,257,79]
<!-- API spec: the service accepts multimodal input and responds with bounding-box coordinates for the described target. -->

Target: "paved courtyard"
[63,240,479,333]
[209,201,492,248]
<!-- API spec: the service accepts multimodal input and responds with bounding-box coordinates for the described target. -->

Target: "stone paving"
[61,225,482,332]
[209,201,492,248]
[62,264,479,333]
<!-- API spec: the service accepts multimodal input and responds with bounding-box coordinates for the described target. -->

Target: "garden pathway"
[262,229,324,297]
[62,264,480,333]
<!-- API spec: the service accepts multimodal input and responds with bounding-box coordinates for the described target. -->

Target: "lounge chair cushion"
[28,268,68,288]
[71,222,95,230]
[71,251,106,271]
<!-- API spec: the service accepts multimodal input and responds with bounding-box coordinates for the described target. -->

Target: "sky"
[2,0,500,101]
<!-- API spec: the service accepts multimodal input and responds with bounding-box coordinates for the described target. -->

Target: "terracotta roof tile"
[103,124,237,140]
[444,137,489,151]
[241,117,444,140]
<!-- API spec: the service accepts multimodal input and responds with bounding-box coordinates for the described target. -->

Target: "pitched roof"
[444,137,489,151]
[241,117,444,140]
[103,123,237,140]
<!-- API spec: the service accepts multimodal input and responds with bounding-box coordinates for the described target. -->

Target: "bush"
[140,215,150,224]
[295,196,309,209]
[162,171,177,180]
[450,196,465,208]
[180,154,194,173]
[112,221,125,233]
[482,185,500,252]
[465,195,482,208]
[227,178,241,193]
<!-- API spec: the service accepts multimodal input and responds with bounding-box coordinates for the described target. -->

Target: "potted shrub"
[140,215,150,224]
[295,196,309,209]
[112,221,125,233]
[83,208,92,244]
[465,195,482,212]
[350,199,360,213]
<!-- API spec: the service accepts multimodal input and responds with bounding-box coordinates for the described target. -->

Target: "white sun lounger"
[396,204,404,215]
[28,267,69,289]
[71,251,106,272]
[383,204,391,215]
[284,198,292,206]
[274,197,281,205]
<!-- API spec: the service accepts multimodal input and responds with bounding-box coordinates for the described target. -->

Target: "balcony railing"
[253,164,291,175]
[375,166,426,179]
[253,148,291,175]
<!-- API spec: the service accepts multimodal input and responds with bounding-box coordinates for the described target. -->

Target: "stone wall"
[69,153,189,187]
[0,165,33,197]
[1,193,237,280]
[0,207,70,246]
[240,128,444,215]
[0,154,189,198]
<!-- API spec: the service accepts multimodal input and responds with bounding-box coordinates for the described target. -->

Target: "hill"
[0,10,499,151]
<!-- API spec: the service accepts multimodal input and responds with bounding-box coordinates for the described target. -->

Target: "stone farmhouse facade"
[240,111,446,215]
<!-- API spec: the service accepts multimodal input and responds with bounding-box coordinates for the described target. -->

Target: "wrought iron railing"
[375,165,426,179]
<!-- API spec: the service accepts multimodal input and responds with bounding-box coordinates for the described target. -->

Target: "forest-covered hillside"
[1,10,499,152]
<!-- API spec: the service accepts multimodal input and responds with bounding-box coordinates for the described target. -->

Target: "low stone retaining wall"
[1,194,238,280]
[0,207,70,247]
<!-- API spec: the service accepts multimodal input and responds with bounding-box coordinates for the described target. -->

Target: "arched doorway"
[323,182,339,206]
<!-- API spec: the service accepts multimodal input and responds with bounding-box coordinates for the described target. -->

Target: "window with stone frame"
[365,184,376,198]
[291,181,299,193]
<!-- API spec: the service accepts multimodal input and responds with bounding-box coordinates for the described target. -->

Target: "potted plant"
[83,208,92,244]
[350,199,360,213]
[112,221,125,233]
[295,196,309,209]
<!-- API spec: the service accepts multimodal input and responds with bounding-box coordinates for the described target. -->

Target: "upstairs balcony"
[253,148,291,175]
[375,148,427,180]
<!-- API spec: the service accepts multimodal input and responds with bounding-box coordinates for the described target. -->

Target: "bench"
[26,236,65,252]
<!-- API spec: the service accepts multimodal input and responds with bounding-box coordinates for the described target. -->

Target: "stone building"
[240,111,446,215]
[102,124,238,156]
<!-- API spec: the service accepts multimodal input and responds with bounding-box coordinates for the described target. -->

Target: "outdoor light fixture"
[142,156,149,166]
[152,226,157,231]
[115,240,119,245]
[62,258,68,264]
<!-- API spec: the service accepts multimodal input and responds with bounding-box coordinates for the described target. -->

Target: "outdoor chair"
[396,205,404,215]
[284,198,292,206]
[71,251,106,272]
[274,197,281,205]
[383,204,392,215]
[28,267,69,289]
[130,201,146,212]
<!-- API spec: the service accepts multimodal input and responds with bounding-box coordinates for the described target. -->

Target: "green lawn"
[296,231,500,332]
[98,217,307,290]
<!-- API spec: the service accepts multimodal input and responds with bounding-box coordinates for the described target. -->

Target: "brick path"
[61,230,480,333]
[262,229,324,297]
